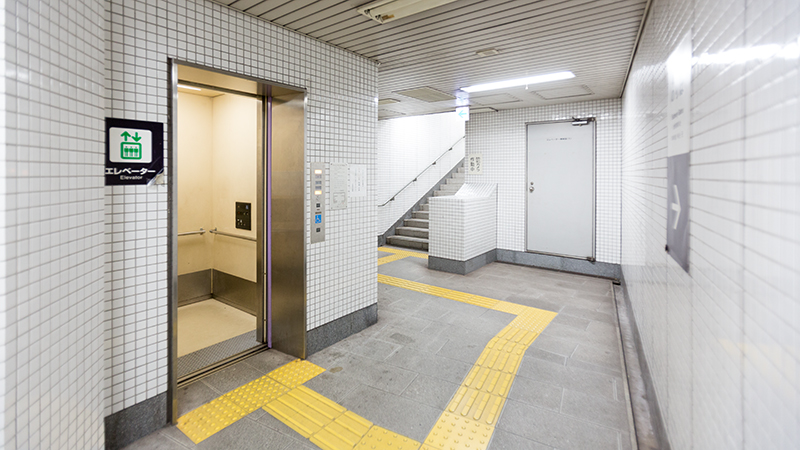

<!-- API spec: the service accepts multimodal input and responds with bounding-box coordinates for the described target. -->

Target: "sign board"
[348,164,367,198]
[456,106,469,121]
[105,118,163,185]
[468,153,483,174]
[330,162,348,210]
[665,33,692,272]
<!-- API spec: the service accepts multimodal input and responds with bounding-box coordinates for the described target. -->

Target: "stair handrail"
[378,136,465,207]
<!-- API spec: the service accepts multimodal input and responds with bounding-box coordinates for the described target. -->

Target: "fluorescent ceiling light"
[177,84,201,91]
[461,71,575,93]
[358,0,459,24]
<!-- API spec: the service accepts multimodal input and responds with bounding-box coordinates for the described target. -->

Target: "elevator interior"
[171,63,307,391]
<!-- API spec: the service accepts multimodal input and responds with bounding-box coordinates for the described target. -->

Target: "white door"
[526,120,595,259]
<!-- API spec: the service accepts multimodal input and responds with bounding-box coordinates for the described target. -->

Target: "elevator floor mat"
[177,330,261,379]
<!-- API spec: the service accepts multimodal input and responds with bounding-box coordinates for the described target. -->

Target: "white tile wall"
[0,1,107,449]
[429,184,497,261]
[466,100,622,264]
[621,0,799,448]
[377,112,465,234]
[103,0,377,416]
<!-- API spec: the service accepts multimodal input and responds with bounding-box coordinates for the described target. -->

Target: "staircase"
[386,164,465,251]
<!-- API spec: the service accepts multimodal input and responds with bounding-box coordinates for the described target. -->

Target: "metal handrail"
[178,228,205,236]
[209,227,257,242]
[378,136,465,207]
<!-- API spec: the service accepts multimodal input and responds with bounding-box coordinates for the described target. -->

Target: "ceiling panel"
[215,0,650,116]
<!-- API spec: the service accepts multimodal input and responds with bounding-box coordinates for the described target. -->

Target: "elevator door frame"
[167,60,308,424]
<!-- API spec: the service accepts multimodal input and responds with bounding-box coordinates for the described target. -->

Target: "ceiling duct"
[395,86,456,103]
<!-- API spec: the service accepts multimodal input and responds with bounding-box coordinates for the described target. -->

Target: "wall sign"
[330,162,348,210]
[666,33,692,272]
[105,118,163,185]
[468,153,483,174]
[348,164,367,198]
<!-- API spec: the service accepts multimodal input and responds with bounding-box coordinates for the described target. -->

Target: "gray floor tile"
[551,313,592,330]
[341,384,441,442]
[507,376,563,411]
[525,347,568,366]
[122,429,190,450]
[570,344,623,375]
[201,359,265,394]
[560,304,617,325]
[176,380,222,416]
[503,294,564,313]
[488,429,554,450]
[196,413,298,449]
[400,373,460,410]
[531,334,579,357]
[497,400,620,450]
[303,371,360,404]
[385,346,472,384]
[561,388,630,431]
[243,349,297,375]
[516,357,617,400]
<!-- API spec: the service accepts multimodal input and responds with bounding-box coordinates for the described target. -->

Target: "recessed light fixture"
[475,48,499,57]
[378,98,400,105]
[460,71,575,93]
[177,84,201,91]
[358,0,459,24]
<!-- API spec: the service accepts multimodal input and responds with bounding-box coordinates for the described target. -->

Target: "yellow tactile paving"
[462,365,515,397]
[424,412,494,450]
[268,359,326,388]
[264,385,346,438]
[355,425,422,449]
[509,308,558,334]
[378,253,408,265]
[445,386,506,426]
[490,300,528,315]
[378,274,499,309]
[378,246,429,259]
[311,411,373,450]
[177,395,249,443]
[225,376,290,412]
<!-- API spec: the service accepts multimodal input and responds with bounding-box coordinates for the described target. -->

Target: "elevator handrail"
[378,135,465,207]
[178,228,206,236]
[209,227,257,242]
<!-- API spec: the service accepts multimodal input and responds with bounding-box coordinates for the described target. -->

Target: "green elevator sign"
[120,131,143,159]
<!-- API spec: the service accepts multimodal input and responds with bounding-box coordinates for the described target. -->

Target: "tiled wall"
[0,1,107,448]
[377,112,465,234]
[621,0,799,448]
[429,184,497,261]
[103,0,377,416]
[465,100,622,264]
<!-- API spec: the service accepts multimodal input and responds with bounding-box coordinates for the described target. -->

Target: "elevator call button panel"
[236,202,252,230]
[311,162,325,243]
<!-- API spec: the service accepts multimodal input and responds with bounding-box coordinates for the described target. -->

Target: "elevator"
[168,62,307,420]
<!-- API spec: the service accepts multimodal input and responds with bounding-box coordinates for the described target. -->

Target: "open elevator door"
[168,61,307,421]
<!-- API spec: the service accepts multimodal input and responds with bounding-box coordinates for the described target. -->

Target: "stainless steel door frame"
[167,60,308,424]
[524,119,596,261]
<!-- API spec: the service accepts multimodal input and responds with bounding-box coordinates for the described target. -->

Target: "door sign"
[665,33,692,272]
[105,118,164,185]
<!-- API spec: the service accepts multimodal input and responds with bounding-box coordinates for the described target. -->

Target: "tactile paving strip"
[377,246,429,259]
[312,411,374,450]
[425,413,494,450]
[378,274,499,309]
[177,395,249,443]
[378,253,408,265]
[268,359,326,388]
[264,385,346,438]
[355,425,422,450]
[509,308,558,334]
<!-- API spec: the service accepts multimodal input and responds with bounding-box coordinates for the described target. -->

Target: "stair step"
[451,173,465,180]
[386,235,428,251]
[412,211,429,220]
[396,226,429,238]
[433,191,456,196]
[420,204,430,211]
[439,185,461,192]
[404,218,429,228]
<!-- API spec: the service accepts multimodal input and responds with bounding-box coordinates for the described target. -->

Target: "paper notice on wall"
[468,153,483,174]
[330,162,348,210]
[349,164,367,198]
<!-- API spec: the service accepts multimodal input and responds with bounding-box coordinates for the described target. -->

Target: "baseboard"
[428,249,497,275]
[307,303,378,356]
[615,277,672,450]
[104,392,167,450]
[496,249,622,280]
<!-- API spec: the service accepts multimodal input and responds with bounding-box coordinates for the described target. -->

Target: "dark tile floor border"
[428,249,497,275]
[497,249,622,280]
[104,392,167,450]
[307,303,378,356]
